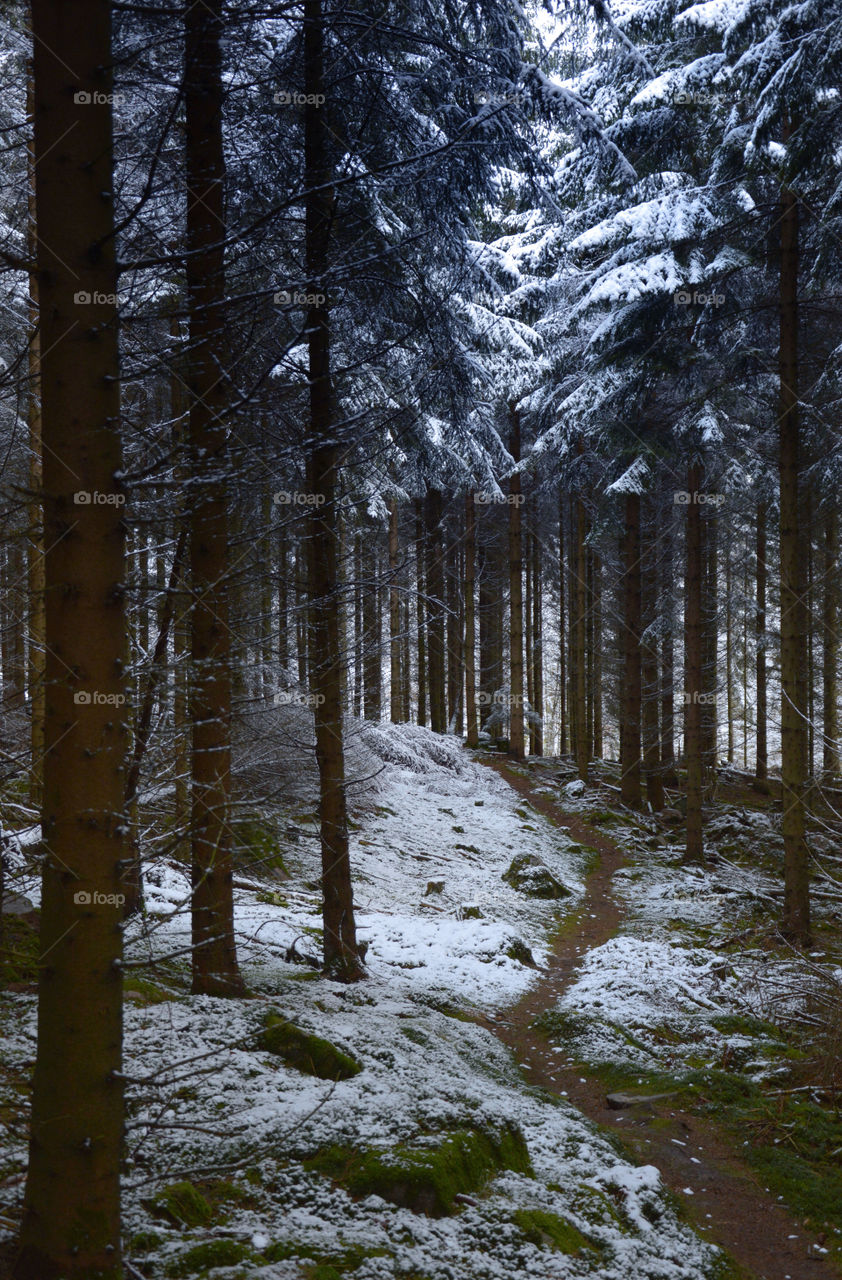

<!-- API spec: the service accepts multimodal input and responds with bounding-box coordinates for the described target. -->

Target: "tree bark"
[754,501,769,791]
[414,500,426,726]
[185,0,243,997]
[620,492,642,807]
[362,528,381,720]
[558,488,568,754]
[425,487,446,732]
[574,488,588,780]
[508,407,525,760]
[641,509,664,811]
[530,532,544,756]
[16,4,127,1272]
[26,60,44,807]
[778,163,810,943]
[389,498,402,722]
[822,508,840,779]
[303,0,363,979]
[464,491,478,746]
[684,465,704,862]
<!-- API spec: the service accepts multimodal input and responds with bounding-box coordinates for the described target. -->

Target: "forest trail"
[478,757,841,1280]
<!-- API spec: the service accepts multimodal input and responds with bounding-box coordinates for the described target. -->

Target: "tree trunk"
[362,529,381,720]
[531,532,544,756]
[353,532,362,716]
[16,3,127,1272]
[389,498,402,722]
[414,500,426,726]
[701,511,718,789]
[425,487,446,732]
[778,164,810,943]
[464,491,478,746]
[558,488,568,754]
[574,489,588,780]
[684,465,704,862]
[26,59,45,807]
[508,407,525,760]
[185,0,243,997]
[620,493,642,807]
[754,501,769,791]
[446,539,462,733]
[641,509,663,811]
[822,508,840,779]
[303,0,363,979]
[725,537,734,764]
[592,550,602,759]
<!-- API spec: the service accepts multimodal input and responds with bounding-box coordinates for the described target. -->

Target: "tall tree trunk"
[531,532,544,756]
[592,550,602,759]
[401,599,411,721]
[778,164,810,943]
[185,0,243,997]
[725,537,734,764]
[620,493,642,807]
[16,4,127,1272]
[425,488,446,732]
[525,529,534,740]
[362,529,381,720]
[26,60,44,806]
[558,489,568,754]
[754,501,769,791]
[389,498,401,722]
[414,500,426,726]
[684,465,704,862]
[303,0,363,979]
[446,539,462,733]
[641,508,664,811]
[701,511,718,790]
[574,489,588,780]
[352,532,362,715]
[464,491,478,746]
[822,508,840,779]
[508,408,525,760]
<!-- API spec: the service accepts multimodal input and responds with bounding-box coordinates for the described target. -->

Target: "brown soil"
[479,755,840,1280]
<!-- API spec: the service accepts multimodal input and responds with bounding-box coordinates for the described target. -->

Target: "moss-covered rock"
[307,1121,532,1216]
[502,853,570,899]
[259,1012,361,1080]
[512,1208,600,1255]
[505,939,537,967]
[166,1238,251,1276]
[148,1181,213,1229]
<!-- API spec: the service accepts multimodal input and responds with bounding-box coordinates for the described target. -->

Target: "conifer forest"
[2,0,842,1277]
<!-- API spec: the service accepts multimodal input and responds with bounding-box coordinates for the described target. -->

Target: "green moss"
[148,1181,213,1228]
[259,1012,361,1080]
[531,1008,589,1041]
[230,815,287,874]
[128,1230,163,1254]
[166,1238,251,1276]
[123,975,174,1005]
[0,913,40,988]
[512,1208,600,1255]
[307,1122,532,1216]
[399,1025,429,1046]
[506,939,536,966]
[502,853,571,899]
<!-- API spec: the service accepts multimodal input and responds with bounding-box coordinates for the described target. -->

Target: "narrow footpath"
[480,757,840,1280]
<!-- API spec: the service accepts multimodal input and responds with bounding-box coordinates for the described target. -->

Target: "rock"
[563,779,586,797]
[1,894,35,915]
[656,808,683,825]
[457,903,483,920]
[606,1091,676,1109]
[502,853,571,900]
[425,880,445,896]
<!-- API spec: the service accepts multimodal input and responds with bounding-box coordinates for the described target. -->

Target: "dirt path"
[480,757,839,1280]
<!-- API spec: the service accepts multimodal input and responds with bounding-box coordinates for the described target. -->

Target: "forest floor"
[2,724,842,1280]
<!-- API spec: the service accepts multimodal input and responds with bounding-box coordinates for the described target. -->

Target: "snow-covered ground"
[0,728,724,1279]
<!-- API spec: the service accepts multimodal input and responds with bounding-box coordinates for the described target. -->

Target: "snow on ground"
[0,728,721,1279]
